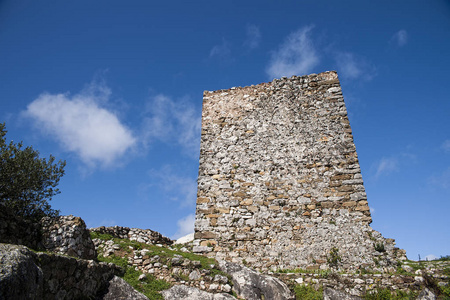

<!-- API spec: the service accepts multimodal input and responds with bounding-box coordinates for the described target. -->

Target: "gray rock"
[102,275,149,300]
[0,243,43,299]
[219,261,294,300]
[323,287,362,300]
[189,269,201,280]
[162,285,236,300]
[416,288,436,300]
[214,274,228,284]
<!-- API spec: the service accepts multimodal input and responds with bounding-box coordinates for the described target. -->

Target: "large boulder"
[323,287,363,300]
[417,288,436,300]
[162,285,236,300]
[102,275,149,300]
[0,242,128,300]
[219,261,295,300]
[0,243,43,299]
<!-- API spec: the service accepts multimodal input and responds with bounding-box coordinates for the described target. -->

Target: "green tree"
[0,123,66,221]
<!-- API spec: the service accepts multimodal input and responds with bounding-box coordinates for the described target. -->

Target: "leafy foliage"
[374,243,385,252]
[363,288,417,300]
[0,123,65,221]
[294,284,323,300]
[327,247,342,268]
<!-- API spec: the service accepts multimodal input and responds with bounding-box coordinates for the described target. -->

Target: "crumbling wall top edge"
[203,70,338,96]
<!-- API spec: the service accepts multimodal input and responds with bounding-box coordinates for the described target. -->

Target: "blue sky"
[1,0,449,260]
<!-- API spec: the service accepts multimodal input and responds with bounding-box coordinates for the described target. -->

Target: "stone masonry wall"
[0,204,96,259]
[41,215,97,259]
[193,71,405,272]
[90,225,173,246]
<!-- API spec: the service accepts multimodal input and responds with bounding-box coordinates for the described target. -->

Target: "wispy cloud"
[391,30,408,47]
[147,165,198,208]
[442,140,450,152]
[142,94,201,158]
[244,24,261,50]
[172,214,195,240]
[266,25,319,79]
[24,81,136,168]
[209,38,231,60]
[334,52,376,81]
[374,157,399,178]
[429,167,450,189]
[425,254,438,261]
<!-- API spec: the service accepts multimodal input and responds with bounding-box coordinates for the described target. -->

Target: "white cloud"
[425,254,438,261]
[374,157,399,178]
[142,94,201,158]
[24,83,136,168]
[209,38,231,59]
[391,30,408,47]
[266,25,319,79]
[244,24,261,50]
[334,52,375,81]
[147,165,198,208]
[370,207,375,214]
[172,214,195,240]
[442,140,450,152]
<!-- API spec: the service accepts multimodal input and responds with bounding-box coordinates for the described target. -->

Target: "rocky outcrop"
[162,285,236,300]
[41,215,96,259]
[103,275,149,300]
[0,244,43,300]
[37,251,121,299]
[219,260,295,300]
[417,288,436,300]
[0,242,121,299]
[90,225,173,246]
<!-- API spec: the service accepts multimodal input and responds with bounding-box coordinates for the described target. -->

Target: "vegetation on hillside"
[0,123,65,221]
[91,232,229,299]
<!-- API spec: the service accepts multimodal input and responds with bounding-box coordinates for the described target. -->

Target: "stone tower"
[193,71,404,271]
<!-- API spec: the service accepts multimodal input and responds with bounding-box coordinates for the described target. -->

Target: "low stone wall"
[275,265,450,297]
[37,252,121,299]
[93,237,233,294]
[41,215,97,259]
[90,225,173,246]
[0,204,96,259]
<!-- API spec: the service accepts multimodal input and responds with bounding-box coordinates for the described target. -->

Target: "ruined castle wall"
[193,71,404,271]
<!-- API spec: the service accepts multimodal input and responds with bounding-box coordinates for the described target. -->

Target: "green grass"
[277,268,332,278]
[294,285,323,300]
[98,254,171,299]
[91,231,219,271]
[90,231,114,241]
[92,231,230,297]
[123,267,171,300]
[363,288,417,300]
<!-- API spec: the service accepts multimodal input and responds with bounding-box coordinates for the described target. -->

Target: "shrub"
[327,247,341,268]
[294,284,323,300]
[374,243,385,252]
[0,123,66,221]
